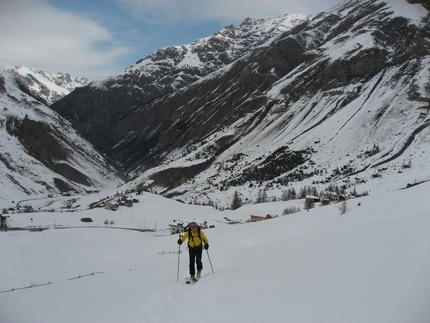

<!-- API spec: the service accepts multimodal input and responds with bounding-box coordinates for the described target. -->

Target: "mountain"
[126,13,311,81]
[1,66,93,105]
[0,71,123,204]
[52,0,430,208]
[51,13,311,167]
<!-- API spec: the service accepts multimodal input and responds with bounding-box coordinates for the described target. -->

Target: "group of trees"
[229,183,367,211]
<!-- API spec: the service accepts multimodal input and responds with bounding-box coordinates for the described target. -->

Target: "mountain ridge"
[1,66,93,106]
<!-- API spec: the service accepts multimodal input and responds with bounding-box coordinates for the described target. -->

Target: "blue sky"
[0,0,344,79]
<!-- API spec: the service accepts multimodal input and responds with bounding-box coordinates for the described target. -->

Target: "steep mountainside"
[0,71,123,203]
[1,66,93,105]
[52,0,430,207]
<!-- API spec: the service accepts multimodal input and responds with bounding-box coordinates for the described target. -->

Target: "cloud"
[117,0,342,25]
[0,0,133,78]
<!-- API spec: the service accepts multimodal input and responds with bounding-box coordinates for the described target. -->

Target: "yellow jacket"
[181,229,209,248]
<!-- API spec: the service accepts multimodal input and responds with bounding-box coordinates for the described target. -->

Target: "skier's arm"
[181,231,189,242]
[200,231,209,245]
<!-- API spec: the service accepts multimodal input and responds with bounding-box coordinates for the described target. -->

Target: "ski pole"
[205,249,214,274]
[176,234,181,282]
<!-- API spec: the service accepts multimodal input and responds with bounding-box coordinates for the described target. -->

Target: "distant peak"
[240,17,258,26]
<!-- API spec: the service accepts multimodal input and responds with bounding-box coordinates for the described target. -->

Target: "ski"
[185,279,198,284]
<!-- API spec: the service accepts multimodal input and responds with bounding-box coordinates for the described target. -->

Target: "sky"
[0,0,344,79]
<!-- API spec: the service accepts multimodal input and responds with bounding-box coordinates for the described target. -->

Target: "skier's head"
[189,221,198,231]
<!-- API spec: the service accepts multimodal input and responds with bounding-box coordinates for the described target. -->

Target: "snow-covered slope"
[1,66,93,105]
[1,179,429,323]
[0,71,122,204]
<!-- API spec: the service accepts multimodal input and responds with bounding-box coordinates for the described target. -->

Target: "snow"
[329,0,427,26]
[1,180,430,323]
[379,0,429,26]
[176,50,201,69]
[0,66,93,105]
[313,0,429,63]
[15,66,70,97]
[322,33,375,61]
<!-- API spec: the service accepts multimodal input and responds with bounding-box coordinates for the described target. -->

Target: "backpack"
[184,223,204,248]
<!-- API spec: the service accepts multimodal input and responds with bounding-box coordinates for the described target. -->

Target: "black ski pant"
[188,246,203,276]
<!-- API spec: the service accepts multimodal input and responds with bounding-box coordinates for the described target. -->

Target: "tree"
[311,186,318,197]
[289,188,297,200]
[231,191,242,210]
[350,186,358,197]
[281,189,289,201]
[136,182,145,195]
[304,197,315,211]
[255,189,267,204]
[338,200,348,215]
[298,186,306,199]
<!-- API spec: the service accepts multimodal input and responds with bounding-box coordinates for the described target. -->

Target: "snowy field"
[1,181,430,323]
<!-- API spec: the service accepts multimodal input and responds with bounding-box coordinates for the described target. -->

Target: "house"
[169,223,186,235]
[105,201,118,211]
[338,194,350,201]
[320,191,338,205]
[250,214,272,222]
[305,195,320,203]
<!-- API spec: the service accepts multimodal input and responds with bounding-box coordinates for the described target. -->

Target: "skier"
[177,221,209,282]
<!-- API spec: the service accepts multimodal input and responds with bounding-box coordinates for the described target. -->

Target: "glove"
[177,239,182,245]
[204,244,209,250]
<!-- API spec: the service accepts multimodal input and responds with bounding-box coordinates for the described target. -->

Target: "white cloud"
[0,0,133,78]
[117,0,342,25]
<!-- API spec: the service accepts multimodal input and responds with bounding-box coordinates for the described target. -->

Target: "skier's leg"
[196,247,203,272]
[189,248,196,276]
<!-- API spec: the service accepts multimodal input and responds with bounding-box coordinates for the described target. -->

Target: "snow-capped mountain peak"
[1,66,93,105]
[123,13,311,80]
